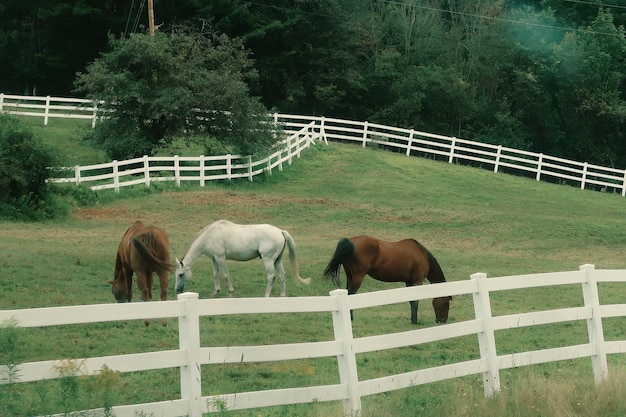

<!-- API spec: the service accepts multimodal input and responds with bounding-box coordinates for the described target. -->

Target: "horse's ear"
[176,258,182,266]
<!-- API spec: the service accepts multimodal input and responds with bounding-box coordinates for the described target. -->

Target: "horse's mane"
[410,239,446,284]
[181,223,215,260]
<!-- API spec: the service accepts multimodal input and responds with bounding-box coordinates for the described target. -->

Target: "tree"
[74,28,276,159]
[0,0,128,95]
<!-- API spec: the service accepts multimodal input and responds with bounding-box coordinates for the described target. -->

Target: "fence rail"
[1,265,625,417]
[2,93,626,195]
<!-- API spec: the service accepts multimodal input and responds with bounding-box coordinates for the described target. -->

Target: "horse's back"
[204,220,284,260]
[349,235,430,283]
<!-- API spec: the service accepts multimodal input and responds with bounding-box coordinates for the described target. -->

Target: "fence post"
[320,116,328,145]
[227,154,234,179]
[622,169,626,197]
[44,95,51,125]
[174,155,181,187]
[112,161,119,192]
[536,153,543,181]
[287,135,293,165]
[406,129,414,156]
[177,292,203,417]
[494,145,502,173]
[143,155,150,187]
[0,93,4,112]
[74,165,82,186]
[471,272,501,397]
[580,264,608,384]
[330,289,361,417]
[200,155,206,186]
[448,137,457,164]
[295,131,302,157]
[91,101,98,128]
[581,162,588,190]
[361,121,369,148]
[248,155,253,182]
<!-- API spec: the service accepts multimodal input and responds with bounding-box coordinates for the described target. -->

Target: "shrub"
[0,114,67,219]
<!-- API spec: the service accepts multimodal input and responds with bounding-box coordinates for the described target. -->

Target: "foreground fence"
[1,264,626,416]
[2,93,626,195]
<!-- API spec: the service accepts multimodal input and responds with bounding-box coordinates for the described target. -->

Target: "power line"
[377,0,623,38]
[241,0,622,39]
[563,0,626,10]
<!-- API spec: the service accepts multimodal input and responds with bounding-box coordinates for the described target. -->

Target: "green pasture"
[2,117,626,416]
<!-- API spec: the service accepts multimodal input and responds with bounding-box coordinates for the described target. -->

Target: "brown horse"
[323,236,451,324]
[108,221,172,326]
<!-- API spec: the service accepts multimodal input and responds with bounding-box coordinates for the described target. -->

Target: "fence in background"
[1,93,625,195]
[49,122,320,191]
[1,265,625,417]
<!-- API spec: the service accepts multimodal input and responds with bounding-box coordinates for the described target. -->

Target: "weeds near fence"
[0,319,22,416]
[0,320,123,417]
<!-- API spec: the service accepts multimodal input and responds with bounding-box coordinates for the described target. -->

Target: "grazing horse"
[108,220,171,326]
[175,220,311,297]
[323,235,451,324]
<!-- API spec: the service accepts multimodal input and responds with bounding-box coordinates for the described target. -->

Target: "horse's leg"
[123,266,133,302]
[158,270,169,327]
[135,271,152,326]
[210,258,222,296]
[409,300,419,324]
[216,256,235,297]
[262,256,277,297]
[345,270,364,321]
[274,255,287,297]
[407,283,419,324]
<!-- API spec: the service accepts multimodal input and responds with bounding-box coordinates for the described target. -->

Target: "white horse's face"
[175,258,192,294]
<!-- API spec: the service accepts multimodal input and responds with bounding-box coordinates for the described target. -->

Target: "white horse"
[175,220,311,297]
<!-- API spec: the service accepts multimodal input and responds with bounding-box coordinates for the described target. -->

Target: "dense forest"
[2,0,626,167]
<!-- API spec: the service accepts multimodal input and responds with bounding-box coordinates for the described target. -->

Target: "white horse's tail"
[281,230,312,285]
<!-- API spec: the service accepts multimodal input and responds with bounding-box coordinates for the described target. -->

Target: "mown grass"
[2,116,626,416]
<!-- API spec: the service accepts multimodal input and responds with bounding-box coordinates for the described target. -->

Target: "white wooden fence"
[2,93,626,195]
[49,122,321,191]
[1,264,626,417]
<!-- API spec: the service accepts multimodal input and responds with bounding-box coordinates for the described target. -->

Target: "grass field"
[2,116,626,416]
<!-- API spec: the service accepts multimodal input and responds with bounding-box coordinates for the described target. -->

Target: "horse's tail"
[132,231,172,274]
[281,230,311,285]
[323,237,355,288]
[425,249,446,284]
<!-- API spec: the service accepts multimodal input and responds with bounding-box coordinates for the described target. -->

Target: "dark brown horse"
[108,221,172,326]
[323,236,451,324]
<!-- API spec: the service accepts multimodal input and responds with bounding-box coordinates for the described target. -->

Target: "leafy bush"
[0,114,68,220]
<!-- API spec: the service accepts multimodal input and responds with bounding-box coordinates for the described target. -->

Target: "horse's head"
[432,296,452,323]
[175,258,192,294]
[107,279,131,303]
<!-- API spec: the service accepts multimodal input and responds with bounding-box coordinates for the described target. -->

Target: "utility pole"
[148,0,155,36]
